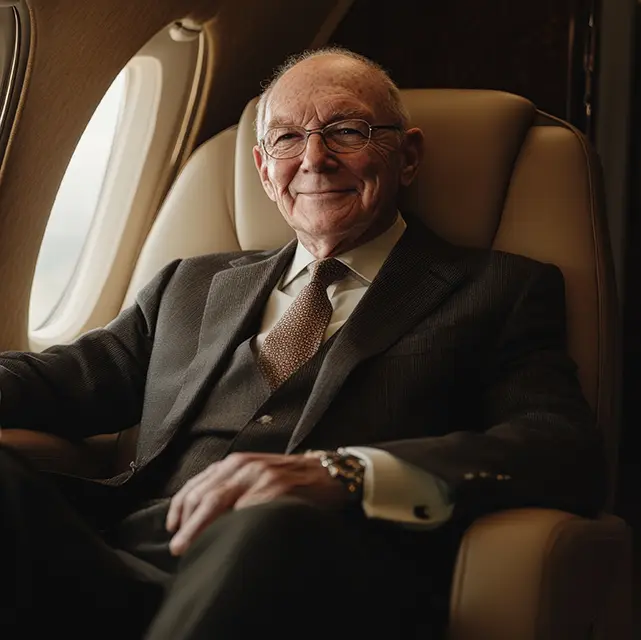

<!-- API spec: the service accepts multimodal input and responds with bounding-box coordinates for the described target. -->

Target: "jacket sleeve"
[373,263,608,522]
[0,260,181,439]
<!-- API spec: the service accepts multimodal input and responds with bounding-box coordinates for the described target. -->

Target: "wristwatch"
[319,448,366,501]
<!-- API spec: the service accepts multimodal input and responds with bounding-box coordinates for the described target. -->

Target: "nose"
[299,131,338,172]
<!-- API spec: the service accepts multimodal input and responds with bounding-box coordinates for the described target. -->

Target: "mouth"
[298,189,357,197]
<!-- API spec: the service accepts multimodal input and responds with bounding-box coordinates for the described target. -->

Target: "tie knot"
[309,258,349,288]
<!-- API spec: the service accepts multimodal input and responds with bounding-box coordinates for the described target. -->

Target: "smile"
[299,189,356,196]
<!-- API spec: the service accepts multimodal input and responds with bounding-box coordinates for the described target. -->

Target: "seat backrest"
[122,89,619,493]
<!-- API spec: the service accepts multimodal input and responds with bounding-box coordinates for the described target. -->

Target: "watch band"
[319,448,365,500]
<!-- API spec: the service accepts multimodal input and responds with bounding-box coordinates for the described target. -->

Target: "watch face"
[336,456,365,480]
[321,452,365,490]
[339,456,362,474]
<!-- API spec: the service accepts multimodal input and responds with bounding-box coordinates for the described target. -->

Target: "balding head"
[255,47,409,141]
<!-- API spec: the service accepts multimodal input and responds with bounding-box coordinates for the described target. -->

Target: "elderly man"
[0,47,605,639]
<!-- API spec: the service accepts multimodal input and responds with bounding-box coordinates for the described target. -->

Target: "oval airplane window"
[29,72,127,330]
[28,24,204,349]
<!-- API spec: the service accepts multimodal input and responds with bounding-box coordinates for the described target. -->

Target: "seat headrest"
[398,89,535,246]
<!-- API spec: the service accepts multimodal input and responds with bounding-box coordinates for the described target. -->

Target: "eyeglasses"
[261,118,403,159]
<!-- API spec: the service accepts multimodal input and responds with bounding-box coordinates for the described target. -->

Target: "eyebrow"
[266,107,375,130]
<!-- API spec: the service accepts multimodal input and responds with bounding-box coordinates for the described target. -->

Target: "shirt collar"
[281,213,407,288]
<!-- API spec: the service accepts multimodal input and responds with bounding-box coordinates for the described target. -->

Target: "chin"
[295,205,365,233]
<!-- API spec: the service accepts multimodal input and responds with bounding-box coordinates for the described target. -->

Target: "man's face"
[253,56,423,251]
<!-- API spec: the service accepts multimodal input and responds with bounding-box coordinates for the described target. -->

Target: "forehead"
[264,57,387,127]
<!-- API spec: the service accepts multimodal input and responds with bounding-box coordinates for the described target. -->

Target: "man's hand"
[165,452,353,556]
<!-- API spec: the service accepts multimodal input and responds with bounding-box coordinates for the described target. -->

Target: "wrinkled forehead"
[264,60,388,128]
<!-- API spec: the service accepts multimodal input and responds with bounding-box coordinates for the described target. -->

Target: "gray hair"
[254,46,410,141]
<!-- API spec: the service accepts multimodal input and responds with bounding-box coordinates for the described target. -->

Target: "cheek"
[358,166,385,201]
[355,151,394,192]
[269,166,296,201]
[365,157,400,199]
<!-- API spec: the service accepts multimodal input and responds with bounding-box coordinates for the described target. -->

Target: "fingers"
[169,482,243,556]
[166,453,266,544]
[165,464,219,533]
[166,453,261,532]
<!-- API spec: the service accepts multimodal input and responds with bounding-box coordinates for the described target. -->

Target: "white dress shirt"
[256,214,453,528]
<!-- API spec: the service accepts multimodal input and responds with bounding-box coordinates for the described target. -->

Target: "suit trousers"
[0,445,449,639]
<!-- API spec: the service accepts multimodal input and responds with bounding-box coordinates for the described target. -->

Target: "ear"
[398,127,424,187]
[253,145,277,201]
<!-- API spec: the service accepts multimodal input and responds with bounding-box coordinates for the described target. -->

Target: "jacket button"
[256,414,273,425]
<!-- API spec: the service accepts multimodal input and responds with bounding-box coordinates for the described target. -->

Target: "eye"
[265,127,305,150]
[336,127,367,139]
[326,121,370,140]
[337,127,360,135]
[275,132,303,143]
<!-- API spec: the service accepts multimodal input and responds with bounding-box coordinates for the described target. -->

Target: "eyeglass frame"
[259,118,404,159]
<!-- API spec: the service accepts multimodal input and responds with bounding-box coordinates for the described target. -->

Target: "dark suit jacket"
[0,215,607,523]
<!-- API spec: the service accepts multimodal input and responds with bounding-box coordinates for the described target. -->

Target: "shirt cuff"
[345,446,454,530]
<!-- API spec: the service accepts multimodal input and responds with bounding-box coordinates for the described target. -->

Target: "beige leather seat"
[4,89,633,638]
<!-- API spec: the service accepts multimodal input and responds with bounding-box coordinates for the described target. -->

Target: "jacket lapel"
[287,220,475,452]
[140,242,296,464]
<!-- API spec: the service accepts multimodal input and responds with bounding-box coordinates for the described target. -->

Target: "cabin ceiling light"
[169,18,202,43]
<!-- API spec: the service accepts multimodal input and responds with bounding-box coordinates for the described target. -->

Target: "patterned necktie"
[258,257,349,388]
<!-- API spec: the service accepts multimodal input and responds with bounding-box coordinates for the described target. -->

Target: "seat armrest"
[0,429,118,478]
[448,508,632,640]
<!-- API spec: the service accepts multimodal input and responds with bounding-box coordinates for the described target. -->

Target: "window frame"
[0,2,30,162]
[29,25,205,349]
[28,69,131,331]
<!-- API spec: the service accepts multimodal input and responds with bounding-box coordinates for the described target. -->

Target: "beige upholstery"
[3,89,633,638]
